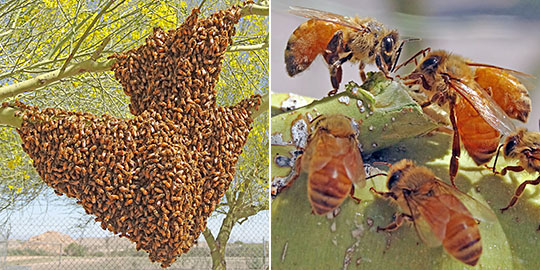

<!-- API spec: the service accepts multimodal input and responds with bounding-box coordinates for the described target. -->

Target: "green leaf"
[271,73,540,269]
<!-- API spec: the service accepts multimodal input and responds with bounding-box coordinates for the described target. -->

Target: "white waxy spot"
[291,119,309,148]
[391,117,396,122]
[338,96,350,105]
[368,125,374,131]
[281,94,309,112]
[357,99,363,107]
[271,133,289,145]
[306,113,313,122]
[330,222,336,232]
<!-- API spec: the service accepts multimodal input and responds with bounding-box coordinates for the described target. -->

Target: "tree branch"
[240,3,268,17]
[59,0,119,74]
[0,106,21,127]
[203,227,218,252]
[0,58,116,101]
[228,40,268,52]
[249,93,268,119]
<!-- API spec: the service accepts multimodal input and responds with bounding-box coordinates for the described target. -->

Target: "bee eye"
[504,137,518,156]
[387,170,402,190]
[382,36,395,54]
[420,56,440,72]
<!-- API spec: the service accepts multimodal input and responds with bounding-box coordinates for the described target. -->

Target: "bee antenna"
[391,38,420,72]
[366,173,387,180]
[491,144,504,173]
[394,47,431,72]
[310,114,325,124]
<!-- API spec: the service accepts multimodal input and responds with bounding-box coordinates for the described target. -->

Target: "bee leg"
[369,187,397,200]
[324,30,350,96]
[376,213,413,232]
[349,185,361,204]
[375,54,393,80]
[328,67,342,96]
[501,175,540,213]
[498,165,524,175]
[359,62,366,82]
[449,98,461,188]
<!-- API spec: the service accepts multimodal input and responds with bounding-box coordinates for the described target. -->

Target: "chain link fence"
[0,212,268,270]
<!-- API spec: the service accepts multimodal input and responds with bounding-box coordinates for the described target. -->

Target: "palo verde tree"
[0,0,268,268]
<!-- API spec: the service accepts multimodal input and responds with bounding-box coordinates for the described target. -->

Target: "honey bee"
[490,128,540,212]
[278,114,366,215]
[370,159,496,266]
[399,49,531,186]
[285,6,407,95]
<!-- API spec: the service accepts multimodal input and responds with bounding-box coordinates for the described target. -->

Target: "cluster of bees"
[14,2,260,268]
[280,6,539,266]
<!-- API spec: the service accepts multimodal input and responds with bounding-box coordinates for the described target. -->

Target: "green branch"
[0,58,116,101]
[240,3,268,17]
[59,0,119,74]
[249,93,269,119]
[228,37,268,52]
[0,106,21,127]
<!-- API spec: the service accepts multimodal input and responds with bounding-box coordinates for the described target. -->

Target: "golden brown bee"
[371,159,496,266]
[490,128,540,211]
[279,114,366,215]
[285,6,406,95]
[399,49,531,186]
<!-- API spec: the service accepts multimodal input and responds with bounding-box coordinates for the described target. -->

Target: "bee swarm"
[15,2,261,268]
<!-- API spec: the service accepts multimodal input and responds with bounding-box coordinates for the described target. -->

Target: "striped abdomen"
[455,95,499,165]
[475,67,531,123]
[285,19,344,76]
[307,158,352,215]
[443,212,482,266]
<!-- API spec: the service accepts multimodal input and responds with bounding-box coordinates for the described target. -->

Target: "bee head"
[380,33,398,69]
[419,55,441,74]
[386,169,402,190]
[386,159,416,191]
[504,132,523,157]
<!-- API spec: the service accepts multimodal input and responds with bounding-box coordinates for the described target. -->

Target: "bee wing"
[289,6,365,31]
[404,194,445,247]
[344,139,366,187]
[434,181,497,223]
[308,134,366,187]
[466,62,535,79]
[450,79,517,136]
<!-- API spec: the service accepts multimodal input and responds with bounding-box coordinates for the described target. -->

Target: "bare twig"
[59,0,119,74]
[91,36,111,60]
